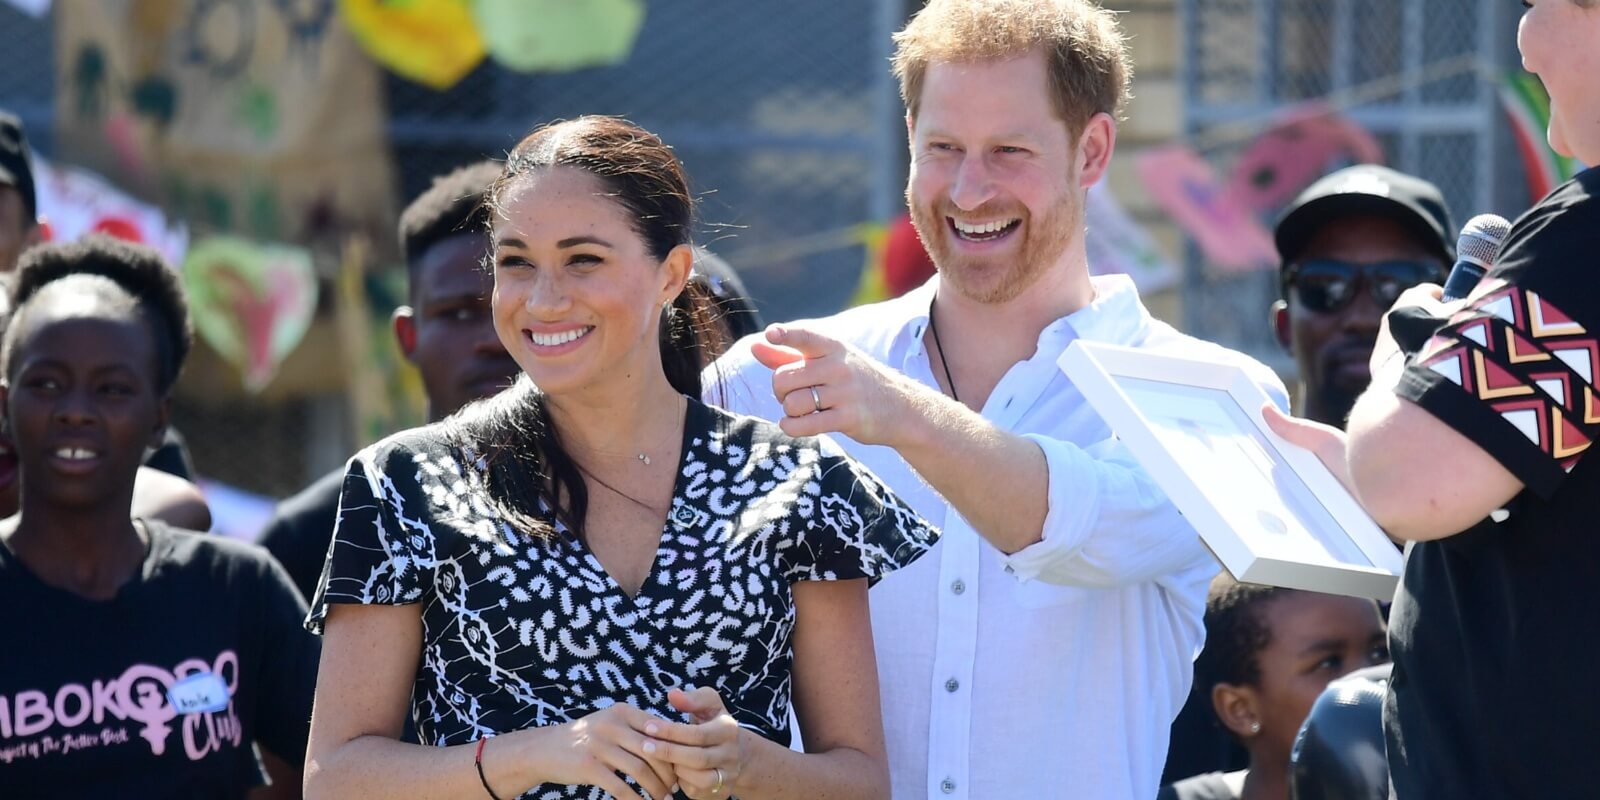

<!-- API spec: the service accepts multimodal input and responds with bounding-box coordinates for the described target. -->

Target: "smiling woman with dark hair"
[0,236,319,798]
[303,117,938,800]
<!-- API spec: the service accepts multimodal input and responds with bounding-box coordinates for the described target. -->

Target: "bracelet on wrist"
[475,736,506,800]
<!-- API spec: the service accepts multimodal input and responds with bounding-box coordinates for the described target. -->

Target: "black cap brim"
[1275,193,1455,267]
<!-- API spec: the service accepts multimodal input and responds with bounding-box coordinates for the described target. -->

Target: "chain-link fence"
[384,2,909,324]
[0,3,53,150]
[1179,0,1532,365]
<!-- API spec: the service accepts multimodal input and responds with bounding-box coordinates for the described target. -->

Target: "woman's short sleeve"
[305,443,439,633]
[783,442,939,583]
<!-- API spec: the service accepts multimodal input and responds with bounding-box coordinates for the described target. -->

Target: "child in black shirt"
[0,237,317,798]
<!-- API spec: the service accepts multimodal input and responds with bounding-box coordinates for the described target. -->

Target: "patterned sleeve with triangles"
[1395,171,1600,500]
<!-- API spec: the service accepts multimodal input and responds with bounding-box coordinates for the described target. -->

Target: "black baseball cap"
[1275,165,1455,269]
[0,111,37,224]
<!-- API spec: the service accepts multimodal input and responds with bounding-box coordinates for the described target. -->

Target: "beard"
[906,182,1080,304]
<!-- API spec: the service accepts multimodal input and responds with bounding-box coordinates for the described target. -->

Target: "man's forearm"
[889,386,1049,554]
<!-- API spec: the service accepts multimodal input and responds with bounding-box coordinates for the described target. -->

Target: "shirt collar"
[1060,274,1152,346]
[888,276,939,354]
[887,273,1152,354]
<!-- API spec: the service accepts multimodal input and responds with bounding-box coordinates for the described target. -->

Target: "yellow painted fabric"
[339,0,485,89]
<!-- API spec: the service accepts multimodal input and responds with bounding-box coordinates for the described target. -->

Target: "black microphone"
[1440,214,1511,301]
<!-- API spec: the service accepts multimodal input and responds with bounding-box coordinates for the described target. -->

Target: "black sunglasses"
[1282,259,1446,314]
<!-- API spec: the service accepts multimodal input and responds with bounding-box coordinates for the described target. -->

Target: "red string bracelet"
[475,736,505,800]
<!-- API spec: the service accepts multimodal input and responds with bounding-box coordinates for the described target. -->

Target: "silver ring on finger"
[810,385,824,414]
[712,766,726,795]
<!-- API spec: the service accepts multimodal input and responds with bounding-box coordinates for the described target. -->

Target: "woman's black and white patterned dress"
[307,398,937,799]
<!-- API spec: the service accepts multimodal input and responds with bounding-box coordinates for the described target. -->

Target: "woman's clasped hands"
[543,687,748,800]
[642,687,750,799]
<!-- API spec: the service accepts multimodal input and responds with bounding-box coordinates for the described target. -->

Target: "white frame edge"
[1058,340,1403,600]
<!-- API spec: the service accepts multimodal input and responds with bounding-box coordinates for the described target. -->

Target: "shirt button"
[941,778,957,794]
[945,678,960,692]
[950,579,966,595]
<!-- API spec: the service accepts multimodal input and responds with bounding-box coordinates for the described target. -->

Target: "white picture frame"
[1058,340,1403,600]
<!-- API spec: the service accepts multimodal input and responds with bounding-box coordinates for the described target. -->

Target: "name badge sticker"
[168,672,231,714]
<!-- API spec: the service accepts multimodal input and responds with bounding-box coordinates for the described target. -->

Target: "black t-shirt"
[308,397,938,799]
[145,428,196,481]
[256,467,344,604]
[0,521,320,799]
[1388,168,1600,797]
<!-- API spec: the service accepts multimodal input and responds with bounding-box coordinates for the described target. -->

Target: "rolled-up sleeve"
[998,435,1210,588]
[1001,365,1286,589]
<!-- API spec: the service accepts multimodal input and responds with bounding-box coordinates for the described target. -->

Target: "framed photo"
[1058,341,1403,600]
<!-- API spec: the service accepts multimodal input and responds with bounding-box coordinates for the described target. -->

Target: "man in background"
[1269,165,1453,426]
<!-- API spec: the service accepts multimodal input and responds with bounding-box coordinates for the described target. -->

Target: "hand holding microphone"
[1369,214,1512,378]
[1440,214,1512,301]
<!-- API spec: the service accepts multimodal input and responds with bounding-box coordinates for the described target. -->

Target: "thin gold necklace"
[574,462,671,515]
[565,396,685,515]
[566,395,686,466]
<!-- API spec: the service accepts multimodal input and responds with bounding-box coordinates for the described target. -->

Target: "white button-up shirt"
[709,275,1288,799]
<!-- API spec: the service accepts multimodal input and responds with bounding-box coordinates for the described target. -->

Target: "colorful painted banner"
[1137,145,1278,272]
[1225,103,1385,213]
[1501,71,1586,201]
[333,239,425,447]
[182,236,318,393]
[32,156,189,267]
[55,0,399,259]
[846,221,893,307]
[1084,182,1181,293]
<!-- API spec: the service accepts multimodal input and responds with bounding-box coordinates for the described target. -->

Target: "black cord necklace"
[928,299,961,404]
